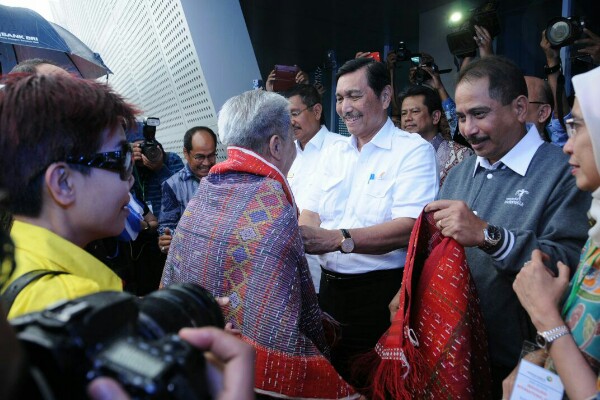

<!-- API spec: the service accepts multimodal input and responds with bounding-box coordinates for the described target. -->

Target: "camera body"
[545,16,586,48]
[411,56,440,85]
[140,117,163,164]
[272,64,299,92]
[446,1,500,57]
[11,283,224,399]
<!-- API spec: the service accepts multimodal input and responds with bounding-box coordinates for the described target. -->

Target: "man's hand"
[473,25,494,57]
[132,141,164,171]
[576,28,600,64]
[355,51,372,59]
[265,69,276,92]
[300,225,341,255]
[513,249,570,331]
[541,29,561,64]
[295,70,309,85]
[87,327,255,400]
[158,227,172,253]
[425,200,487,247]
[386,51,397,70]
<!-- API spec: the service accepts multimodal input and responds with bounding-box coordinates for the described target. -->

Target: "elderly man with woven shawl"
[160,90,357,399]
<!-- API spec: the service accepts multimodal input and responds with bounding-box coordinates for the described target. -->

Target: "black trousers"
[318,266,403,387]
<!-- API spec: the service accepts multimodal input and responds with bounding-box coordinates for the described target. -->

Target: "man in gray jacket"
[424,56,590,397]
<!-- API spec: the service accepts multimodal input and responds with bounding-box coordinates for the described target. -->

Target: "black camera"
[394,43,450,85]
[545,16,586,49]
[446,1,501,57]
[10,283,224,399]
[411,56,440,85]
[140,117,163,164]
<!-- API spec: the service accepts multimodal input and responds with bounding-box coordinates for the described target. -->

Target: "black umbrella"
[0,4,111,78]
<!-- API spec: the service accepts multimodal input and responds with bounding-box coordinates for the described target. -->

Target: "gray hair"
[217,90,292,154]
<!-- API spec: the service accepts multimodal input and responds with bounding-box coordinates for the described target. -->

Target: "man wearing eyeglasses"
[524,76,554,141]
[0,73,138,319]
[158,127,217,254]
[424,55,590,397]
[284,84,343,292]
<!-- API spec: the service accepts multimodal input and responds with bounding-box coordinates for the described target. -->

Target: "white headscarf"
[572,66,600,247]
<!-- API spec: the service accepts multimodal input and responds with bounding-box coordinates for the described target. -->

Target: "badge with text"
[509,359,564,400]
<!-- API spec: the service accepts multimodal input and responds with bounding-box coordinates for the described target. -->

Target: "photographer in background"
[122,122,183,295]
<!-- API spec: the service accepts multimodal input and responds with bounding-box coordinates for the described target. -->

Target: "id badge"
[509,341,564,400]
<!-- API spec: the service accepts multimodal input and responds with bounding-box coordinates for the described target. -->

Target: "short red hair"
[0,73,139,216]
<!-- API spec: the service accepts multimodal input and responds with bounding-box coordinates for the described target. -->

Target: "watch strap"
[341,228,351,239]
[544,63,562,75]
[536,325,570,350]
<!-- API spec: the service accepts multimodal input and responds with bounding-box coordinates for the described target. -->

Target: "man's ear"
[514,95,529,123]
[268,134,284,162]
[381,85,393,108]
[537,104,552,124]
[45,163,76,207]
[312,103,323,121]
[432,110,442,125]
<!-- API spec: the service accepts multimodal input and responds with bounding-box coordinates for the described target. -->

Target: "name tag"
[509,359,564,400]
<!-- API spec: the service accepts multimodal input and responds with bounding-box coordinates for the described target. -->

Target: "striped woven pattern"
[162,148,356,399]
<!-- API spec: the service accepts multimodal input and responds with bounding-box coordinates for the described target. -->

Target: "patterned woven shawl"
[364,212,491,399]
[161,147,357,399]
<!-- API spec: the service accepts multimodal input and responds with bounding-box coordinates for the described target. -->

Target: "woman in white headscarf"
[504,65,600,400]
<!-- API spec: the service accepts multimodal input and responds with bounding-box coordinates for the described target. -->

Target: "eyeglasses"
[290,105,314,118]
[565,118,585,139]
[65,141,133,181]
[528,101,548,105]
[192,152,217,162]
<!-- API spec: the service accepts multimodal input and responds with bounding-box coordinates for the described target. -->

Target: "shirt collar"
[473,125,544,176]
[295,125,328,153]
[350,118,394,151]
[183,164,200,181]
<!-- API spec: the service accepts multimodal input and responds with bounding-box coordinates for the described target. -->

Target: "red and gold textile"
[366,212,491,399]
[161,147,357,399]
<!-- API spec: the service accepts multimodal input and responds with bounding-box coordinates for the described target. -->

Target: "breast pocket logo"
[504,189,529,207]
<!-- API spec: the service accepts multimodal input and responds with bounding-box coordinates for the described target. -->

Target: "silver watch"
[479,224,501,251]
[536,325,570,351]
[340,229,355,253]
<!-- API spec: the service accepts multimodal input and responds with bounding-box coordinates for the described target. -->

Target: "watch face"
[341,238,354,253]
[535,334,547,350]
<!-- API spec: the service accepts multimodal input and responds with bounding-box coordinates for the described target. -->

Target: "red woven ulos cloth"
[361,211,492,399]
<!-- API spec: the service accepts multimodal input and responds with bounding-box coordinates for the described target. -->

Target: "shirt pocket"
[360,179,394,226]
[319,175,346,222]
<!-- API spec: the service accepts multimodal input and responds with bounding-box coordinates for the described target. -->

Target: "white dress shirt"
[287,125,343,290]
[304,118,439,274]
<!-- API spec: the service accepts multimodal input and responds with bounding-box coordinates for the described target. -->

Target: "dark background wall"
[240,0,597,127]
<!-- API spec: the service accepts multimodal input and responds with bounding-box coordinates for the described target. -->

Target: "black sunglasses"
[65,141,133,181]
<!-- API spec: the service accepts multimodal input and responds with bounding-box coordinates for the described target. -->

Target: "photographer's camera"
[140,117,163,164]
[11,283,224,400]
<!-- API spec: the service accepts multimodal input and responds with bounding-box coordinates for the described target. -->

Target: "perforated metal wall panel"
[51,0,260,161]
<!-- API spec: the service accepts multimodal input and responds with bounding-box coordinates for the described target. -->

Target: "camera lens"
[545,16,584,48]
[137,283,225,339]
[141,143,163,164]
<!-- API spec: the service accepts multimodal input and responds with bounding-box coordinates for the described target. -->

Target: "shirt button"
[487,173,493,179]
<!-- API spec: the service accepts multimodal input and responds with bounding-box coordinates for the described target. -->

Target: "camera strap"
[1,270,69,317]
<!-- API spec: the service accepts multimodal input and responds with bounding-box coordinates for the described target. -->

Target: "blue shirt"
[132,152,183,219]
[159,164,200,234]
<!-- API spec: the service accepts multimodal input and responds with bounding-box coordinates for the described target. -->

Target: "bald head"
[35,63,72,77]
[525,76,553,138]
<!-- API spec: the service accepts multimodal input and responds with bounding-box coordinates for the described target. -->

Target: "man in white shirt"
[299,58,438,384]
[285,84,343,292]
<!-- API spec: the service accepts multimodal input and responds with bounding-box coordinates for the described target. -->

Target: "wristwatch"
[544,62,562,75]
[340,229,355,253]
[479,224,502,252]
[536,325,570,351]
